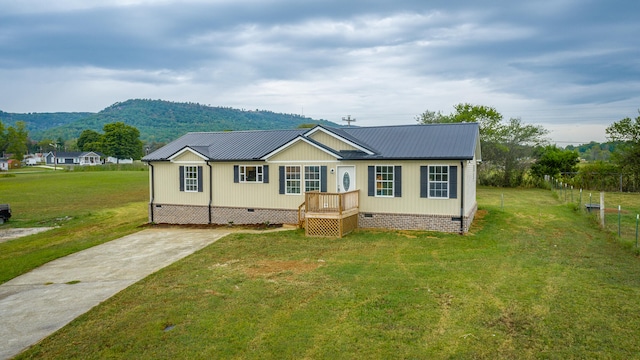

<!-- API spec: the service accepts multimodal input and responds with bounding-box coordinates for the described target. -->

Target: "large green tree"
[1,120,29,160]
[77,129,104,152]
[494,117,548,187]
[102,122,144,162]
[530,145,580,180]
[606,110,640,182]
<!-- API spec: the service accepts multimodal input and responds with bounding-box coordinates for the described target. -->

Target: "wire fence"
[556,172,640,193]
[549,178,640,249]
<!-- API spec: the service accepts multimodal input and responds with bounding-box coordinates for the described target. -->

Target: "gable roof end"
[260,135,344,160]
[303,125,377,155]
[167,146,210,161]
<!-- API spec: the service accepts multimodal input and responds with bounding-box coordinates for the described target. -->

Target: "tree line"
[0,120,147,163]
[5,104,640,192]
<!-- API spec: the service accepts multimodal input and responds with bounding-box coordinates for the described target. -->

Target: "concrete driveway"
[0,227,270,359]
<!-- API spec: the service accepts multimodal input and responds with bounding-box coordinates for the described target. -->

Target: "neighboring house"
[142,123,481,234]
[0,159,7,171]
[44,151,102,166]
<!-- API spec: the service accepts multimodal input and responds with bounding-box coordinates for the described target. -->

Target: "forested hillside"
[0,110,93,132]
[1,99,339,143]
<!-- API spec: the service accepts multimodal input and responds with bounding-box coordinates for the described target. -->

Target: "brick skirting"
[358,202,478,233]
[150,204,298,225]
[210,206,298,225]
[150,204,209,224]
[150,202,478,233]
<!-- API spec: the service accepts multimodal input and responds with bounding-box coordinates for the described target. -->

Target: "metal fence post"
[618,205,621,237]
[636,214,640,248]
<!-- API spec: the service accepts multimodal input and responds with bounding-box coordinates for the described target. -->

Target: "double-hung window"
[285,166,301,194]
[429,165,448,198]
[240,165,263,183]
[184,166,199,192]
[304,166,321,192]
[375,166,394,197]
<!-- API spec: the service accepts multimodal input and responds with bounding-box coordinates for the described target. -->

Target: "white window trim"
[375,165,394,198]
[304,165,321,193]
[428,165,449,199]
[285,165,302,195]
[184,165,199,192]
[239,165,263,183]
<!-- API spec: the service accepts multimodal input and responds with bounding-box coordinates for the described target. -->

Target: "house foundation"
[150,204,298,225]
[358,202,477,233]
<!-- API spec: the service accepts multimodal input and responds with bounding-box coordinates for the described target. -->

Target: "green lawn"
[17,187,640,359]
[0,168,149,283]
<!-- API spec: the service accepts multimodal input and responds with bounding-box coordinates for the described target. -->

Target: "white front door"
[337,166,356,193]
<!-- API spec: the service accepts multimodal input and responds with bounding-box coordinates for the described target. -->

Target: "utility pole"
[49,143,58,171]
[342,115,356,127]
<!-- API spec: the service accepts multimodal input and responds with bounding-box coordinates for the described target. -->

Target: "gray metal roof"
[142,123,479,162]
[144,129,306,161]
[341,123,479,160]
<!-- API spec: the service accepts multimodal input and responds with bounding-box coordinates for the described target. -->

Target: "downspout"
[207,162,213,224]
[148,162,155,223]
[460,161,465,235]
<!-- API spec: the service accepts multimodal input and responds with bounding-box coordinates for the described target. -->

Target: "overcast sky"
[1,0,638,144]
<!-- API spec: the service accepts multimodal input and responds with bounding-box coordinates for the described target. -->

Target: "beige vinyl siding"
[357,160,461,216]
[464,156,478,215]
[307,131,359,152]
[151,161,210,206]
[149,155,476,217]
[211,162,338,209]
[267,140,340,162]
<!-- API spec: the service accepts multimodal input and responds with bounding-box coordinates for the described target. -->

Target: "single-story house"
[142,123,481,234]
[45,151,102,166]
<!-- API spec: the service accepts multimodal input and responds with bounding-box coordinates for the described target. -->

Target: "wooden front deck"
[298,190,359,237]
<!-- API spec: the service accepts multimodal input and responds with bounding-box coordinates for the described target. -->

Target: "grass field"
[16,187,640,359]
[0,168,149,283]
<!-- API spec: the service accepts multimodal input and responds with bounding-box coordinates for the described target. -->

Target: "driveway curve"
[0,227,289,359]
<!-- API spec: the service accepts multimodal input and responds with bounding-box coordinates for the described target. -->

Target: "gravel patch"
[0,228,56,243]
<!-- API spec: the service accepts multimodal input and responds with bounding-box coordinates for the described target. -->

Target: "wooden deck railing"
[305,190,359,214]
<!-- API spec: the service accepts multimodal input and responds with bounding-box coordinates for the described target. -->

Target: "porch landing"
[299,190,359,238]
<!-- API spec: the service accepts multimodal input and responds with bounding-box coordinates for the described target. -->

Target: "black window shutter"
[420,166,428,198]
[233,165,239,183]
[197,166,203,192]
[449,165,458,199]
[368,166,375,197]
[179,166,184,192]
[263,165,269,183]
[394,166,402,197]
[320,166,327,192]
[279,166,285,194]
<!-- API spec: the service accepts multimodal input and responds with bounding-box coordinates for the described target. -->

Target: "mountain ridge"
[0,99,340,143]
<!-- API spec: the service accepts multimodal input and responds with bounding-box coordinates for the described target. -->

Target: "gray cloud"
[1,0,639,144]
